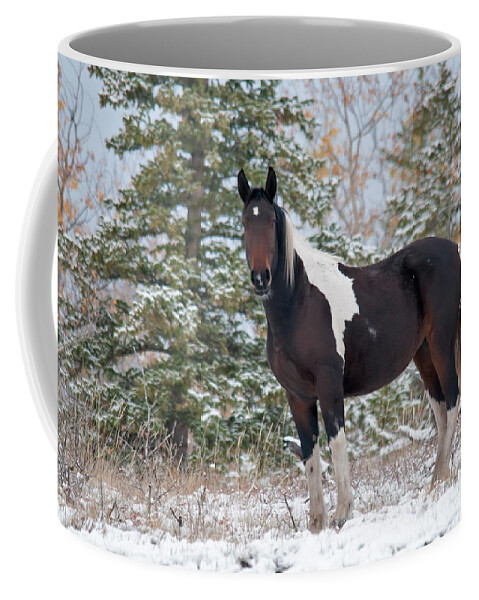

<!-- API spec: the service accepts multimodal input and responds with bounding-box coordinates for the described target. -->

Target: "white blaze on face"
[294,234,359,360]
[252,206,259,216]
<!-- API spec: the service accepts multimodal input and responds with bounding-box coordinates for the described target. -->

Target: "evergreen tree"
[385,62,460,245]
[74,70,338,466]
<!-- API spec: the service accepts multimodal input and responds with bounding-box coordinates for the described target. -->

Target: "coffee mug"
[17,16,461,572]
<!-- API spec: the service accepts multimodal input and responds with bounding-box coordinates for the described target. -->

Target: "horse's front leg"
[316,365,353,528]
[286,391,327,533]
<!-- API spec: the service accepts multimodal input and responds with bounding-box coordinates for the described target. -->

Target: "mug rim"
[58,15,461,80]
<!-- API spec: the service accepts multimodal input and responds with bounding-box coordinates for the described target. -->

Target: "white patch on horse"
[329,428,353,524]
[368,326,377,339]
[433,401,459,483]
[294,234,359,359]
[305,443,327,533]
[428,393,447,451]
[252,206,259,216]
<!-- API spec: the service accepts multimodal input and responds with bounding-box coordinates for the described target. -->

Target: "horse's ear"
[265,167,276,203]
[238,169,250,203]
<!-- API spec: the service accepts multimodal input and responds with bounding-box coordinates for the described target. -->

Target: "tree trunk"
[167,146,204,469]
[185,149,204,260]
[166,384,189,468]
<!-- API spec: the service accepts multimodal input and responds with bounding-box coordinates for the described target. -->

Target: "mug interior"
[63,16,459,76]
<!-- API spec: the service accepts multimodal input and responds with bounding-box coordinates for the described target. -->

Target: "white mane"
[293,233,342,269]
[283,211,295,288]
[283,213,341,290]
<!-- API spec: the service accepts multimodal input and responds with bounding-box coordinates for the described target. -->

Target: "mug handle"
[16,142,57,449]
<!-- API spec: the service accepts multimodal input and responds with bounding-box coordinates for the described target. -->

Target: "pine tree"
[385,62,460,246]
[77,70,338,467]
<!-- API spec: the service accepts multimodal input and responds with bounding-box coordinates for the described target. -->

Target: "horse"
[238,167,461,533]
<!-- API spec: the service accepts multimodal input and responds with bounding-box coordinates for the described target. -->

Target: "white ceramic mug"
[18,17,461,571]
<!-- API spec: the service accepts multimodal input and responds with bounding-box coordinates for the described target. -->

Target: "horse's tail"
[455,305,461,393]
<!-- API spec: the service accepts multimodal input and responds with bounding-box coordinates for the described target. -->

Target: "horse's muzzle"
[251,269,271,296]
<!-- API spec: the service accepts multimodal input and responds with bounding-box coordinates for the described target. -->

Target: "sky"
[59,53,460,245]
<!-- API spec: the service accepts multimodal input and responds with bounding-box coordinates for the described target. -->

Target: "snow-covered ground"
[59,436,460,572]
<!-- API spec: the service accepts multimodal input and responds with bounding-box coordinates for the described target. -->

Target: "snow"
[60,437,460,573]
[398,425,434,442]
[283,435,300,444]
[63,481,459,572]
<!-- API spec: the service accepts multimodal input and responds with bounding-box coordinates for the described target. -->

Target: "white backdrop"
[2,1,476,597]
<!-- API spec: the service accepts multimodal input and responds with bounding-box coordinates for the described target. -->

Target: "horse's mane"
[274,204,343,291]
[273,204,295,289]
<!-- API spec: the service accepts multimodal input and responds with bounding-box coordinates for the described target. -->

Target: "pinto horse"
[238,167,461,533]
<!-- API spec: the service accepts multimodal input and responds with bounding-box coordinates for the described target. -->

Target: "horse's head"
[238,167,278,297]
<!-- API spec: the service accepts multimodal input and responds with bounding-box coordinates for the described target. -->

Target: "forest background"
[57,56,460,501]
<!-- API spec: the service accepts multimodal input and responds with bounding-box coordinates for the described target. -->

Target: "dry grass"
[59,410,461,547]
[59,452,309,541]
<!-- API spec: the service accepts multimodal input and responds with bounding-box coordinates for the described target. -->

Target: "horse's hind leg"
[427,327,460,484]
[414,245,460,484]
[413,340,447,480]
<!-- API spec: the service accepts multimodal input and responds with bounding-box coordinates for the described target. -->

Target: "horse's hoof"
[430,467,450,493]
[309,515,327,534]
[332,498,353,530]
[331,517,347,530]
